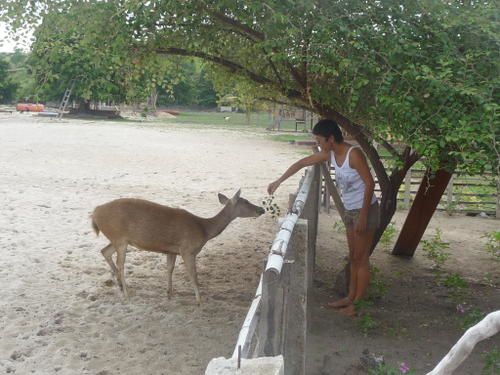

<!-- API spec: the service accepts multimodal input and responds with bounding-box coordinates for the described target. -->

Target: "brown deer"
[91,190,264,304]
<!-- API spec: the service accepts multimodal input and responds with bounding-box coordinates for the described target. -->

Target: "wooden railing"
[206,165,321,374]
[322,165,499,218]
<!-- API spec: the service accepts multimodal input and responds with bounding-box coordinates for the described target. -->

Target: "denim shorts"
[344,201,380,230]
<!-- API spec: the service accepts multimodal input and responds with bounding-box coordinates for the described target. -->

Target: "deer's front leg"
[182,253,200,305]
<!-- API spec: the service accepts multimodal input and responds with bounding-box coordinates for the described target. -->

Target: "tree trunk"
[392,168,453,257]
[147,88,158,111]
[79,100,91,113]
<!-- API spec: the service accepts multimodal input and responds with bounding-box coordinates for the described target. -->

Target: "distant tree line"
[0,50,218,108]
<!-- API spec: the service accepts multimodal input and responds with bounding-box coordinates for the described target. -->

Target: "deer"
[91,189,264,304]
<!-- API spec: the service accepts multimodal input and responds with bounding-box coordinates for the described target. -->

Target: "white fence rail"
[206,165,320,375]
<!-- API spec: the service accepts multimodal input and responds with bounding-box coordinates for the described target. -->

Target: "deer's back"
[92,198,206,253]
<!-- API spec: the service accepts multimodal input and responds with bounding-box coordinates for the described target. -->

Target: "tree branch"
[156,47,304,99]
[427,311,500,375]
[316,104,390,192]
[206,9,265,42]
[377,138,402,161]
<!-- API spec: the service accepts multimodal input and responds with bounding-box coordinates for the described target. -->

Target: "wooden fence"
[323,165,499,218]
[206,165,320,374]
[205,161,497,374]
[398,169,498,217]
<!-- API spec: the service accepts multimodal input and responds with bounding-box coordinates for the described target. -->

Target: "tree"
[2,1,498,252]
[125,0,499,251]
[157,60,218,107]
[2,49,36,102]
[0,57,17,103]
[25,2,174,110]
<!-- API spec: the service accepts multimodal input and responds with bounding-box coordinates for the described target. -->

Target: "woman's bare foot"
[337,304,356,317]
[325,297,351,309]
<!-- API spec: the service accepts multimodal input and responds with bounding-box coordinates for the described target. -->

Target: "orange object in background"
[16,103,45,112]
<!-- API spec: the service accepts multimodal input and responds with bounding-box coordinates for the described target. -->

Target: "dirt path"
[308,210,499,374]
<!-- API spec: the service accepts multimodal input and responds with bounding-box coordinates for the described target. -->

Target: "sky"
[0,22,32,53]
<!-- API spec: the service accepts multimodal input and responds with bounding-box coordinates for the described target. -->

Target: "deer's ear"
[233,189,241,200]
[230,189,241,204]
[218,193,229,204]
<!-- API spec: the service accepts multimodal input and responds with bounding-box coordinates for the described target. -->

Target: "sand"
[0,113,302,375]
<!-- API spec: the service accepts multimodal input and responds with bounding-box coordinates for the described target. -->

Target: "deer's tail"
[91,214,100,236]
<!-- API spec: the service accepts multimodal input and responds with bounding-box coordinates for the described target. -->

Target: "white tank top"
[331,146,377,210]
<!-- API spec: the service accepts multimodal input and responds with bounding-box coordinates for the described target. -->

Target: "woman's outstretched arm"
[268,150,329,195]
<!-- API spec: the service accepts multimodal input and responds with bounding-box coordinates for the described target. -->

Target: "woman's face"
[314,135,333,151]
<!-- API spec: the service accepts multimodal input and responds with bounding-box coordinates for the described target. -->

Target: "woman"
[267,119,379,317]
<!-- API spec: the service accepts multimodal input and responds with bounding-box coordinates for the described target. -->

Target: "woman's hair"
[312,119,344,143]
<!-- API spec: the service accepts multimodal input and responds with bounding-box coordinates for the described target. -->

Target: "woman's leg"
[327,226,356,308]
[338,228,375,316]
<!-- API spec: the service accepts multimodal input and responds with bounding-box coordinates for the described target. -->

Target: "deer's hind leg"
[114,242,129,298]
[101,243,118,276]
[166,253,177,299]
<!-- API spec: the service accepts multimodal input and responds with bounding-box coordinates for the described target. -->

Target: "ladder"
[57,80,76,119]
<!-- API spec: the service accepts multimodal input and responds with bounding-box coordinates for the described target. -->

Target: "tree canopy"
[2,1,497,172]
[23,2,180,107]
[2,0,498,247]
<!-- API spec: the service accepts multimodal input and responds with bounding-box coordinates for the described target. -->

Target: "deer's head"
[218,189,265,218]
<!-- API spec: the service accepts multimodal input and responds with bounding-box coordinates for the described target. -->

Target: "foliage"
[484,231,500,261]
[482,348,500,375]
[157,60,217,107]
[442,273,468,303]
[0,57,18,102]
[421,229,450,272]
[358,312,378,336]
[210,68,274,122]
[0,49,34,101]
[367,265,388,301]
[262,196,281,219]
[379,222,397,251]
[3,0,497,174]
[460,308,485,330]
[354,299,377,336]
[25,2,180,107]
[369,363,416,375]
[332,220,346,234]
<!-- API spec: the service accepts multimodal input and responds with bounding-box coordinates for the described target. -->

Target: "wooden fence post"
[301,165,320,278]
[256,270,284,357]
[323,175,330,213]
[404,168,412,209]
[447,174,454,213]
[496,177,500,219]
[283,220,309,375]
[320,162,346,223]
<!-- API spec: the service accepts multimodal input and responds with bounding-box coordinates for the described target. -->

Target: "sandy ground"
[0,113,303,375]
[1,113,498,375]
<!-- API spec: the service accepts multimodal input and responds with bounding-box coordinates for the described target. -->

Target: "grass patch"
[270,134,312,143]
[160,111,270,128]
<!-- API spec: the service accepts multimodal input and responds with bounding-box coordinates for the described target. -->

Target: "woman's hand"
[267,180,281,195]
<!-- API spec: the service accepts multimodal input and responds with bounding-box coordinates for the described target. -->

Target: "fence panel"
[324,164,498,217]
[206,166,320,374]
